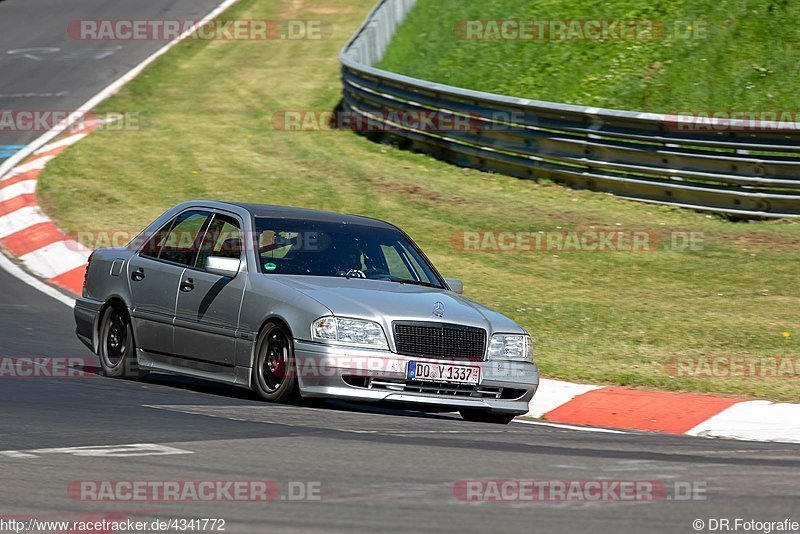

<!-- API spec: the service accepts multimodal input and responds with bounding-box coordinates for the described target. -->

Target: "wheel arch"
[96,295,136,349]
[251,315,295,363]
[250,315,299,400]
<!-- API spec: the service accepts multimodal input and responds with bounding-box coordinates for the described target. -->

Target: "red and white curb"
[526,379,800,444]
[3,137,800,445]
[0,124,102,296]
[1,0,798,447]
[0,0,241,297]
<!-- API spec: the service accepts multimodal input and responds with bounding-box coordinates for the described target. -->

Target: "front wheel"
[253,323,298,402]
[459,409,516,425]
[98,305,148,379]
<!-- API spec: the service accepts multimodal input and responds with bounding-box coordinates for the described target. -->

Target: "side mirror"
[445,278,463,295]
[205,256,241,278]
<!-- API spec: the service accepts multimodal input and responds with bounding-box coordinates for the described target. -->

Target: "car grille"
[392,321,486,361]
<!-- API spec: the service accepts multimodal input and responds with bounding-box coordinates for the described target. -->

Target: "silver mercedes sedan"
[75,201,539,424]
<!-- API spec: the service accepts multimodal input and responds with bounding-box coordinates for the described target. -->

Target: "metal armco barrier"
[340,0,800,218]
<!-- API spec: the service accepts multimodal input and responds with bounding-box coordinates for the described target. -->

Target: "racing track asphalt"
[1,1,799,532]
[0,0,226,165]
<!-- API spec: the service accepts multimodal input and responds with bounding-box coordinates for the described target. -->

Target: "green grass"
[38,0,800,401]
[380,0,800,112]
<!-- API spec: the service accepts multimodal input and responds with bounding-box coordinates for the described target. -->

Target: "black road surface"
[1,369,800,533]
[0,0,224,165]
[1,1,799,533]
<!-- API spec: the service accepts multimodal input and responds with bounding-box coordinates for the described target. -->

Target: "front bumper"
[293,340,539,414]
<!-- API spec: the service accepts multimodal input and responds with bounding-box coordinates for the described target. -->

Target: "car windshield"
[254,217,443,287]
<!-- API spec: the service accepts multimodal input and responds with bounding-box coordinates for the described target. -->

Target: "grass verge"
[39,0,800,401]
[380,0,800,112]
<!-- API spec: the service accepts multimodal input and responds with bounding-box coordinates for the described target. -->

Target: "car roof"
[220,201,395,229]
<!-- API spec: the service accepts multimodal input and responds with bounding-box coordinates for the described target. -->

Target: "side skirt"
[137,348,252,389]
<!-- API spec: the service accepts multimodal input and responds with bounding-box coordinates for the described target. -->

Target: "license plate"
[407,361,480,384]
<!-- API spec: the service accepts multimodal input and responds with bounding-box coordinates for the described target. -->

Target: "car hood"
[269,275,524,335]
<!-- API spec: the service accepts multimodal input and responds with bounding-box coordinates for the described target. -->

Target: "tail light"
[82,252,95,297]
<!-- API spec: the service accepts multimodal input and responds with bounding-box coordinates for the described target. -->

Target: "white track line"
[0,0,241,305]
[0,0,241,179]
[515,419,628,434]
[34,133,87,155]
[0,252,74,307]
[0,155,54,179]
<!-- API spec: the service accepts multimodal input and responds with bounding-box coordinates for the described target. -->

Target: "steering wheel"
[336,269,366,278]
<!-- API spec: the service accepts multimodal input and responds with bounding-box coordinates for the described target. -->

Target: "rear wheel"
[98,305,148,379]
[253,323,298,402]
[459,409,516,425]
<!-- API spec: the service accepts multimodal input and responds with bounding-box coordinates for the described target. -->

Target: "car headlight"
[487,334,532,361]
[311,317,389,350]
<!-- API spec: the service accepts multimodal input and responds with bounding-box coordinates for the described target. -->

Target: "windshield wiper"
[382,276,439,288]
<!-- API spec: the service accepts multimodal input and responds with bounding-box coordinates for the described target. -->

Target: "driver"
[332,241,364,276]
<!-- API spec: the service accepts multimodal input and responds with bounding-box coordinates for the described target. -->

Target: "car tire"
[98,304,148,379]
[253,322,298,402]
[459,409,516,425]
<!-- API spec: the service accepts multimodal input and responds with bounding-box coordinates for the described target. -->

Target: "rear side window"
[147,210,211,266]
[138,222,171,258]
[195,214,243,269]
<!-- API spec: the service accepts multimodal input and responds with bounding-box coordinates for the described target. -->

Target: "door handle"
[131,268,145,282]
[180,278,194,292]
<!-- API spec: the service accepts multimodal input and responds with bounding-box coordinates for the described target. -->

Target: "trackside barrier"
[339,0,800,218]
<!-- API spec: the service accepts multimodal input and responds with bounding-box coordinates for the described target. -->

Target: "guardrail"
[340,0,800,218]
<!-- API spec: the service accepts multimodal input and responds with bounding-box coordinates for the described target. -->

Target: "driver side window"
[195,214,243,269]
[140,210,211,266]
